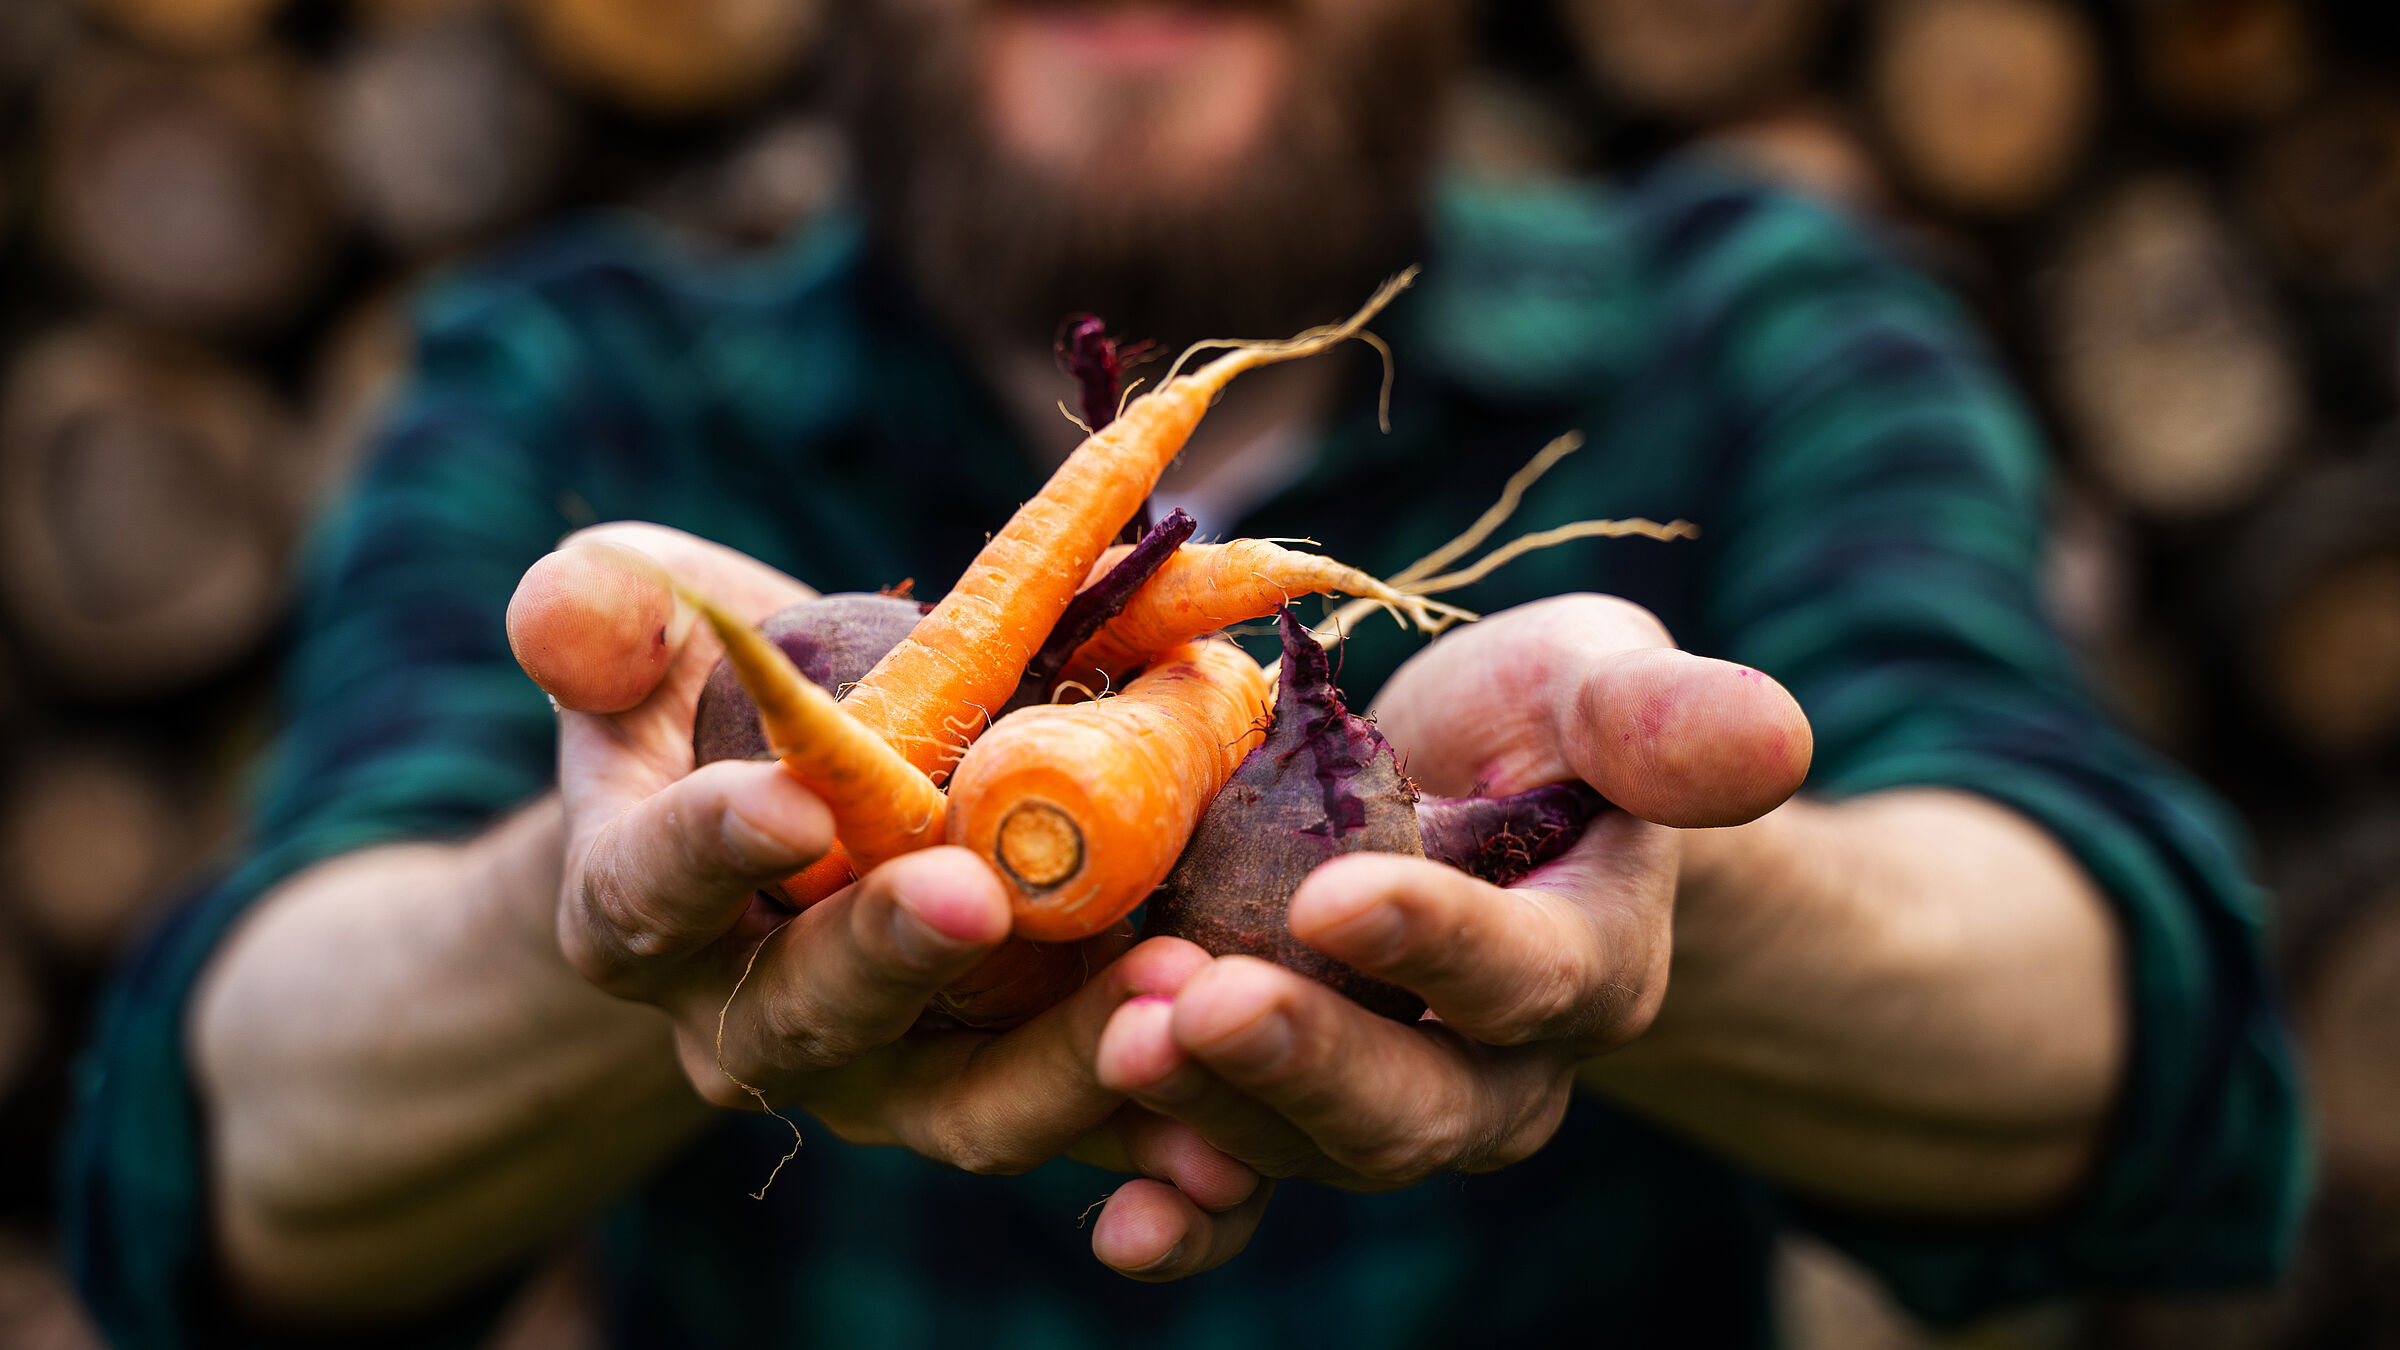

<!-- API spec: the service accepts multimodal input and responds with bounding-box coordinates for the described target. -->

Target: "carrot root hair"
[1309,432,1699,651]
[1163,268,1417,431]
[714,920,804,1200]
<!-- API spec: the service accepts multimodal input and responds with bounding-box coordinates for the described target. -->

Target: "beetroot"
[691,592,928,766]
[1055,313,1157,543]
[1002,508,1196,714]
[1417,781,1607,889]
[1147,609,1611,1021]
[1145,609,1431,1021]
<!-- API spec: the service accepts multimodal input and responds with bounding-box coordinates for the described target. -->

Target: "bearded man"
[68,2,2301,1347]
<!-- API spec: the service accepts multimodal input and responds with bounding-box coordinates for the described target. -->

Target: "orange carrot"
[944,638,1273,942]
[838,271,1416,783]
[671,577,947,872]
[1059,539,1471,688]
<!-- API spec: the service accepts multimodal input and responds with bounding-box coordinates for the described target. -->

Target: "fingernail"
[1303,898,1404,967]
[722,807,801,872]
[1135,1059,1209,1104]
[1135,1241,1187,1274]
[888,898,973,968]
[1205,1009,1293,1075]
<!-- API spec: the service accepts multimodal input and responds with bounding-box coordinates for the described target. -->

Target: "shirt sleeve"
[59,268,590,1350]
[1687,185,2311,1323]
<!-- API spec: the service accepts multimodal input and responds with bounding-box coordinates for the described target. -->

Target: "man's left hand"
[1090,594,1810,1204]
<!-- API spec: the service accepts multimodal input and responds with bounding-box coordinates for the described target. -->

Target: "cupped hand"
[1094,593,1810,1191]
[507,523,1265,1277]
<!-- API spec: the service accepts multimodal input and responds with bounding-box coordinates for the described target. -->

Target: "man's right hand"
[509,523,1268,1279]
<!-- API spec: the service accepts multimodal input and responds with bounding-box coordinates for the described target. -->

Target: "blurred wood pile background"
[0,1,2396,1346]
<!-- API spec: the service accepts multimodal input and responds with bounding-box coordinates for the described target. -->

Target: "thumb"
[507,524,814,714]
[1562,647,1812,829]
[562,757,834,998]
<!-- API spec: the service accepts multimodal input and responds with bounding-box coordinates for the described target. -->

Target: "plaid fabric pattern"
[64,158,2305,1350]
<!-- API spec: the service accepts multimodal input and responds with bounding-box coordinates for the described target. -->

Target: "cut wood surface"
[2290,843,2400,1184]
[2048,176,2302,517]
[351,0,496,24]
[0,0,74,94]
[2247,90,2400,290]
[40,46,332,331]
[2229,452,2400,759]
[1559,0,1832,121]
[0,925,39,1114]
[1870,0,2099,215]
[327,6,568,253]
[81,0,283,54]
[517,0,825,116]
[0,323,297,696]
[2136,0,2313,123]
[2265,551,2400,757]
[0,748,192,960]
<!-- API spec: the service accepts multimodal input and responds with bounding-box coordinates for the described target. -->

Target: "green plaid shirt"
[65,157,2306,1349]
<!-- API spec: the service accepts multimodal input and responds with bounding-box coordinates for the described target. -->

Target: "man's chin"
[981,3,1296,204]
[845,0,1458,355]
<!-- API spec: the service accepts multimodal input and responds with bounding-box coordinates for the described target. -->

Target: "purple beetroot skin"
[1146,608,1432,1021]
[1147,610,1611,1021]
[1003,508,1196,715]
[691,592,927,766]
[1416,781,1608,889]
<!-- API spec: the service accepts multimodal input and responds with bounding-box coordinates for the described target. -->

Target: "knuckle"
[675,1038,763,1111]
[688,1070,758,1112]
[1482,939,1587,1045]
[1480,1083,1572,1170]
[580,864,677,960]
[754,991,853,1071]
[1607,976,1667,1049]
[1587,594,1673,648]
[559,898,646,997]
[1382,893,1469,981]
[925,1101,1026,1177]
[1576,939,1671,1056]
[1342,1116,1458,1186]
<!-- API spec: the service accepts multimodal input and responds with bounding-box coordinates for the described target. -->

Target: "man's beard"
[840,2,1461,358]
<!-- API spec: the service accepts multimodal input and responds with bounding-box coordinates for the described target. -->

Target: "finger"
[1110,1103,1262,1212]
[1064,1104,1261,1212]
[1563,646,1811,828]
[1096,987,1338,1181]
[508,524,813,714]
[1169,957,1570,1185]
[562,758,833,998]
[722,847,1013,1078]
[1372,593,1811,826]
[1092,1178,1275,1281]
[1372,593,1674,796]
[820,938,1218,1174]
[1285,825,1673,1050]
